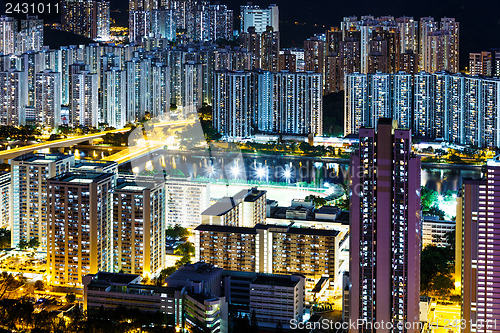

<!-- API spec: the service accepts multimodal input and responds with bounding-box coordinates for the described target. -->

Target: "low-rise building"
[83,271,227,333]
[250,274,305,328]
[184,293,228,333]
[422,216,455,248]
[83,272,181,317]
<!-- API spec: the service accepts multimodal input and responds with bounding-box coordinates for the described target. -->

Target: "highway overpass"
[0,119,196,162]
[0,128,130,161]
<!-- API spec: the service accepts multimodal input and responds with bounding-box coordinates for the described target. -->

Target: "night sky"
[110,0,500,70]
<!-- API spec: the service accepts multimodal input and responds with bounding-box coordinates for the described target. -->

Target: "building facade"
[113,177,166,277]
[349,119,421,333]
[459,159,500,333]
[10,154,74,249]
[47,172,114,286]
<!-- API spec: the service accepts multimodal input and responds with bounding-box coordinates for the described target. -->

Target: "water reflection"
[67,147,483,194]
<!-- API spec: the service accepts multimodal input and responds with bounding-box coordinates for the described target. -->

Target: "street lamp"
[255,165,268,182]
[229,164,242,179]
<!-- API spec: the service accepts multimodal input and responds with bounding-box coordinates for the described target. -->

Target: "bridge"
[0,128,130,161]
[0,119,196,162]
[102,119,196,165]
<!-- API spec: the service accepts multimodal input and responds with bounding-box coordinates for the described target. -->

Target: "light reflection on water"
[99,149,483,194]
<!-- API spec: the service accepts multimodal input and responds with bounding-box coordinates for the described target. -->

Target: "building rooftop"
[92,272,140,285]
[287,227,339,237]
[72,160,117,171]
[115,177,163,192]
[195,224,258,234]
[13,153,72,164]
[50,171,115,184]
[422,216,455,224]
[167,262,223,284]
[242,188,266,202]
[201,197,240,216]
[186,292,219,304]
[251,275,300,288]
[315,206,341,215]
[202,187,266,216]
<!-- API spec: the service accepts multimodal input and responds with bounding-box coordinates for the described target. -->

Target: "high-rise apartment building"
[96,1,110,41]
[396,17,418,53]
[260,26,280,72]
[344,72,369,136]
[17,16,44,54]
[278,50,297,72]
[240,4,279,34]
[47,172,115,286]
[304,36,325,74]
[468,50,500,77]
[11,154,75,249]
[420,17,459,73]
[213,69,323,138]
[131,1,233,44]
[69,64,98,127]
[349,119,421,333]
[0,70,26,126]
[113,177,166,277]
[344,72,412,136]
[419,17,438,72]
[62,0,109,40]
[413,71,434,138]
[35,70,61,129]
[458,159,500,333]
[0,172,10,229]
[213,70,253,138]
[440,17,459,73]
[239,27,261,69]
[129,10,151,44]
[313,15,458,89]
[469,51,492,76]
[0,16,17,55]
[104,67,127,128]
[345,71,500,147]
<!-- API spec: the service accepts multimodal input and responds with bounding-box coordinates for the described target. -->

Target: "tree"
[175,255,191,267]
[421,245,454,296]
[28,238,40,249]
[0,273,24,298]
[426,206,446,220]
[305,195,327,208]
[421,186,438,212]
[174,242,195,257]
[166,225,190,241]
[0,228,10,249]
[432,274,454,296]
[250,309,258,331]
[444,228,456,252]
[65,293,76,303]
[18,239,28,250]
[34,280,44,291]
[275,320,283,333]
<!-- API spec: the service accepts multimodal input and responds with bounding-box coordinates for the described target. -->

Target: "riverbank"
[160,149,486,169]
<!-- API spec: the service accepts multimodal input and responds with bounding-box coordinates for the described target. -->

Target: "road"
[428,303,461,333]
[0,119,196,163]
[102,119,195,165]
[0,127,130,160]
